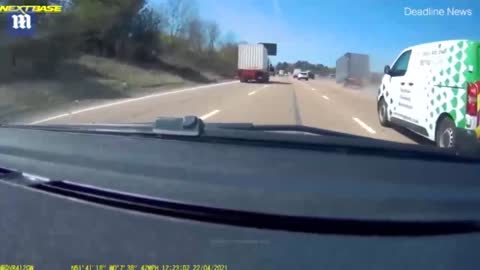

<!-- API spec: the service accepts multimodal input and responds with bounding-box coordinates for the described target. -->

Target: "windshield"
[0,0,479,157]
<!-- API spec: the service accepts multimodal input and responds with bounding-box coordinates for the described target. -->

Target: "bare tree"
[186,17,205,52]
[165,0,196,38]
[206,21,220,52]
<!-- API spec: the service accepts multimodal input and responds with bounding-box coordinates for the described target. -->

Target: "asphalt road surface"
[30,77,423,145]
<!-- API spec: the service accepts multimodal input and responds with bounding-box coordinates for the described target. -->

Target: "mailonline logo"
[12,13,32,29]
[8,12,36,36]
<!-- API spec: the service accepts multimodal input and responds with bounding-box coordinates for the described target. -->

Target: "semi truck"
[336,53,370,87]
[237,44,271,83]
[293,68,301,78]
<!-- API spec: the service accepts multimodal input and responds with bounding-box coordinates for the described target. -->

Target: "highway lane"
[295,78,416,144]
[31,76,416,145]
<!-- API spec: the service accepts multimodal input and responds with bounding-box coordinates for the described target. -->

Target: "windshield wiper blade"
[151,117,351,138]
[7,116,359,139]
[4,116,479,162]
[4,117,475,161]
[3,116,204,137]
[212,123,363,139]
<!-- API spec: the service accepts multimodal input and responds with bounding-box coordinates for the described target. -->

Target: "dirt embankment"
[0,55,231,123]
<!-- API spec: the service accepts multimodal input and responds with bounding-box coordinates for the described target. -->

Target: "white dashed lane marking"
[352,117,376,134]
[322,95,330,100]
[200,110,220,120]
[248,85,270,96]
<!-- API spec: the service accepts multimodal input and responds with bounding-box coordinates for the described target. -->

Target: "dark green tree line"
[0,0,239,78]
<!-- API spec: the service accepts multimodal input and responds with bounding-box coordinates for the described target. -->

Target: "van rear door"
[464,43,480,131]
[475,43,480,126]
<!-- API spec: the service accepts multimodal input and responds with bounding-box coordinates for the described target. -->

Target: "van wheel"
[435,117,456,149]
[377,99,390,127]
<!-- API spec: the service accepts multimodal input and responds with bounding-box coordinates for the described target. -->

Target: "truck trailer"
[336,53,370,87]
[293,68,301,78]
[237,44,270,83]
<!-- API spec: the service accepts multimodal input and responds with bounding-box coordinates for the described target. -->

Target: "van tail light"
[466,82,478,116]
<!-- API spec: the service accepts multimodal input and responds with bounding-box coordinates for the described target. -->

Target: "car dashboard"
[0,126,479,269]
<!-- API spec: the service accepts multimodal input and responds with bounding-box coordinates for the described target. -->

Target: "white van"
[377,40,480,151]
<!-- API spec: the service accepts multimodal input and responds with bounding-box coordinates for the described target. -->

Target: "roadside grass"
[76,55,186,90]
[0,54,206,123]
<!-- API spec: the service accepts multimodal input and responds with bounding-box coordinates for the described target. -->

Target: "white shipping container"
[238,44,269,71]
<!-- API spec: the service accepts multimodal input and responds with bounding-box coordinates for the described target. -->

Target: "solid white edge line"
[352,117,376,134]
[30,80,239,124]
[322,95,330,100]
[30,113,70,124]
[200,109,220,120]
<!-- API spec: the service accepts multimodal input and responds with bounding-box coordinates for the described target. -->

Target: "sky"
[154,0,480,72]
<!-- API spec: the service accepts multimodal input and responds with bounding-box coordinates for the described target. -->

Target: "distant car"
[297,72,309,80]
[308,72,315,79]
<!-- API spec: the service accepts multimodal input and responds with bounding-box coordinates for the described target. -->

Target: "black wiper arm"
[153,115,203,136]
[3,116,205,137]
[151,117,355,139]
[7,116,358,139]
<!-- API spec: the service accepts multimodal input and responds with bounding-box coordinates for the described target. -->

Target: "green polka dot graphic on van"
[424,40,472,133]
